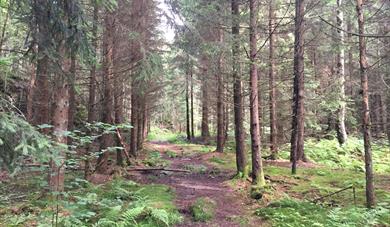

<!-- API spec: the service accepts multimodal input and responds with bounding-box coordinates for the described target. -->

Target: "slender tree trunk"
[216,31,225,152]
[249,0,265,186]
[137,101,144,150]
[356,0,375,208]
[335,0,348,145]
[232,0,247,177]
[130,89,138,157]
[186,68,191,141]
[114,73,124,166]
[291,0,306,174]
[96,9,115,173]
[201,61,210,141]
[190,67,195,139]
[85,0,98,178]
[268,0,278,159]
[68,51,76,135]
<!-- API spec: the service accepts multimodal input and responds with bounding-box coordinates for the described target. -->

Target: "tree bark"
[232,0,248,176]
[335,0,348,145]
[249,0,265,186]
[190,67,195,139]
[85,0,98,179]
[216,31,225,152]
[356,0,375,208]
[291,0,306,175]
[186,67,191,141]
[32,0,50,129]
[130,89,138,157]
[96,9,116,173]
[201,59,210,141]
[268,0,278,159]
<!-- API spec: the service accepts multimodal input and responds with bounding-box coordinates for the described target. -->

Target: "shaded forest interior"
[0,0,390,226]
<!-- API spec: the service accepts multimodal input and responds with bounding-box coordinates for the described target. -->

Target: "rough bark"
[335,0,348,145]
[291,0,306,174]
[32,0,50,128]
[268,0,278,159]
[96,9,116,173]
[356,0,375,208]
[249,0,265,186]
[232,0,247,176]
[85,0,98,178]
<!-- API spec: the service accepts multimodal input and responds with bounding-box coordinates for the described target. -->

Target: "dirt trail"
[133,142,262,227]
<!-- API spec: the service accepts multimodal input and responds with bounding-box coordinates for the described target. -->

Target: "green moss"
[189,197,216,222]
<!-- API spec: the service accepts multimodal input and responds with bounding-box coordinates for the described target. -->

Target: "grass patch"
[189,197,216,222]
[183,164,208,174]
[143,151,171,168]
[166,150,178,158]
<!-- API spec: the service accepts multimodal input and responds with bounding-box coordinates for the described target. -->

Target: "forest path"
[133,141,263,227]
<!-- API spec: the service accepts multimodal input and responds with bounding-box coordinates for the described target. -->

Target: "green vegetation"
[143,151,171,168]
[147,127,186,144]
[189,197,216,222]
[278,138,390,173]
[256,198,390,227]
[184,164,208,174]
[0,177,182,226]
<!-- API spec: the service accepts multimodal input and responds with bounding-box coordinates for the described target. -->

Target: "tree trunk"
[114,70,124,166]
[335,0,348,145]
[216,31,225,152]
[96,9,116,173]
[49,79,69,192]
[291,0,306,174]
[232,0,248,177]
[190,67,195,139]
[186,67,191,141]
[249,0,265,186]
[268,0,278,159]
[201,61,210,141]
[85,0,98,178]
[130,90,138,157]
[32,1,50,129]
[68,51,76,135]
[356,0,375,208]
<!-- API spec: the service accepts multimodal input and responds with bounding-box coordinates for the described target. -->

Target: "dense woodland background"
[0,0,389,226]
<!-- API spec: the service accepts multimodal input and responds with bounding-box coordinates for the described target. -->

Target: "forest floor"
[129,141,264,226]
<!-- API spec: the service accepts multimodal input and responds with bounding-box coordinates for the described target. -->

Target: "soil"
[129,141,264,227]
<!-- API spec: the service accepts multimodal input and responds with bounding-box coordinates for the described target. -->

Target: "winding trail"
[132,141,263,227]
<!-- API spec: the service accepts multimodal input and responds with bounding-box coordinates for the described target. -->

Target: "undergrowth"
[256,198,390,227]
[0,177,182,226]
[278,137,390,173]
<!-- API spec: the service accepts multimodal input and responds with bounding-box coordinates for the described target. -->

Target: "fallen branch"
[127,167,190,173]
[311,185,354,203]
